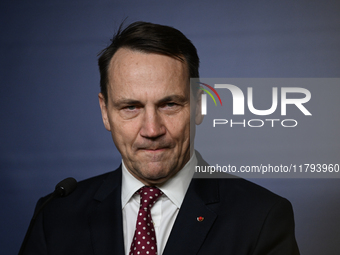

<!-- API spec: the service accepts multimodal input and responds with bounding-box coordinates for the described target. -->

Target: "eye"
[166,102,176,107]
[160,102,182,114]
[126,105,136,110]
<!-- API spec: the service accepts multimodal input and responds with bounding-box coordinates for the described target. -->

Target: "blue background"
[1,1,340,254]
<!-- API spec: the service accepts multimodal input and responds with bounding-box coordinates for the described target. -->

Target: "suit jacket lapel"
[89,167,125,255]
[163,152,220,254]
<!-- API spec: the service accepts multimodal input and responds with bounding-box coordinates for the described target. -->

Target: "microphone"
[54,177,78,198]
[18,177,77,255]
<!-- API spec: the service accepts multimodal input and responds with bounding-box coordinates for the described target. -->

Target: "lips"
[135,143,172,151]
[142,147,166,150]
[139,148,167,153]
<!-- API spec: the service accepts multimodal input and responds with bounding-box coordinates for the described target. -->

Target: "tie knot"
[139,186,163,210]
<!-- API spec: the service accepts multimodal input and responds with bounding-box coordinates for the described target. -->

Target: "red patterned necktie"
[129,186,163,255]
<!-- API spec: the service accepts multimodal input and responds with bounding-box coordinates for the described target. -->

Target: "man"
[22,21,299,254]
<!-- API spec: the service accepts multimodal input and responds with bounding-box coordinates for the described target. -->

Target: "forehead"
[107,48,189,98]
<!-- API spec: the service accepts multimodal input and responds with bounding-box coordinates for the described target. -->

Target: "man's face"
[99,48,202,186]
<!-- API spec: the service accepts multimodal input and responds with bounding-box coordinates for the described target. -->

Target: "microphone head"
[54,177,77,197]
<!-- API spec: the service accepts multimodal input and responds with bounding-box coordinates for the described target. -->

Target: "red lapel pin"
[197,216,204,222]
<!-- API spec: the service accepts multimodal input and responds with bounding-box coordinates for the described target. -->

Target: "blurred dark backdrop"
[1,1,340,254]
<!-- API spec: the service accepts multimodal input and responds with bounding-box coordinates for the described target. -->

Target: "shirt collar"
[121,152,197,209]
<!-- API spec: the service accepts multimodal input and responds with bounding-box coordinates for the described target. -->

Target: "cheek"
[165,114,190,139]
[110,121,139,147]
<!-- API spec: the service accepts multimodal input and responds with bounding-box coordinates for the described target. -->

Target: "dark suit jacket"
[23,153,299,254]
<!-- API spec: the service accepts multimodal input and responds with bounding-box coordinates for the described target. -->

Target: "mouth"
[141,148,167,152]
[136,145,171,155]
[135,142,173,153]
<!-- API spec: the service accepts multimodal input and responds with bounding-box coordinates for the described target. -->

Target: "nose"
[140,107,166,139]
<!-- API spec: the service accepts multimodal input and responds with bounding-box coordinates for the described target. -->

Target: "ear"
[98,93,111,131]
[195,88,204,125]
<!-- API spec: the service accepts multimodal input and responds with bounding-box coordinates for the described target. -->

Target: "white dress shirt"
[121,153,197,255]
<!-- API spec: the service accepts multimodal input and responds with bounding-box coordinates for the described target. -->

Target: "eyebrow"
[157,95,188,104]
[112,95,188,107]
[111,99,141,108]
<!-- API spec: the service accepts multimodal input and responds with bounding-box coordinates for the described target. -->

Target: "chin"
[143,168,169,180]
[139,166,172,184]
[132,159,180,184]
